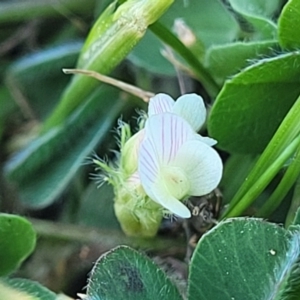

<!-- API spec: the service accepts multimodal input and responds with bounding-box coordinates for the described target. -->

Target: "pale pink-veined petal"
[148,93,175,116]
[195,134,217,146]
[150,180,191,218]
[127,171,141,186]
[138,131,160,201]
[143,113,195,164]
[139,152,191,217]
[173,94,206,131]
[173,140,223,196]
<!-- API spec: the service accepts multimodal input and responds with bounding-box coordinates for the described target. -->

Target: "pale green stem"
[29,218,185,254]
[222,94,300,218]
[257,144,300,217]
[224,135,300,218]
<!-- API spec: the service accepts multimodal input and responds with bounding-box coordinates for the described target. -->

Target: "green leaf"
[1,278,56,300]
[6,42,82,119]
[208,51,300,154]
[86,246,182,300]
[292,207,300,226]
[228,0,280,40]
[257,144,300,217]
[205,40,277,84]
[287,183,300,227]
[188,218,300,300]
[0,0,96,24]
[0,86,16,139]
[275,230,300,300]
[0,86,16,119]
[5,86,126,208]
[0,214,36,276]
[278,0,300,50]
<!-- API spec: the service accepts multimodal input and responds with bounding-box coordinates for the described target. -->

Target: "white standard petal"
[151,180,191,218]
[173,93,206,132]
[173,140,223,196]
[148,93,175,116]
[143,113,195,164]
[138,130,160,201]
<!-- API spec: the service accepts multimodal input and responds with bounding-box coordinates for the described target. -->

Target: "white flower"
[121,93,214,176]
[148,93,216,146]
[138,113,223,218]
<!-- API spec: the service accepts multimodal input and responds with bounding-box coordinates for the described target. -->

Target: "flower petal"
[138,130,160,201]
[139,113,195,217]
[173,140,223,195]
[151,181,191,218]
[173,93,206,131]
[139,139,192,217]
[143,113,195,164]
[195,135,217,146]
[126,171,141,186]
[148,93,175,116]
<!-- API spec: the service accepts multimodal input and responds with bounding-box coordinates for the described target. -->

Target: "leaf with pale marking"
[86,246,182,300]
[1,278,56,300]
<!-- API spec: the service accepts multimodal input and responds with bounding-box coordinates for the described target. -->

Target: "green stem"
[224,135,300,218]
[285,177,300,227]
[257,144,300,217]
[150,22,220,98]
[0,0,96,23]
[222,94,300,218]
[29,218,185,254]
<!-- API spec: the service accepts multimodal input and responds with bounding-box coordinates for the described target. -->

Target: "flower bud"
[120,130,144,176]
[114,175,163,237]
